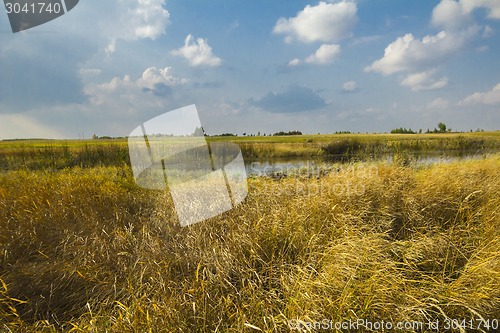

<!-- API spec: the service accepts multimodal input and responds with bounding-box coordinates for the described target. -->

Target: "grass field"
[0,133,499,332]
[1,132,499,170]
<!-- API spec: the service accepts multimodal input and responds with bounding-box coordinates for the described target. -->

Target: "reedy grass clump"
[0,155,498,332]
[0,144,130,171]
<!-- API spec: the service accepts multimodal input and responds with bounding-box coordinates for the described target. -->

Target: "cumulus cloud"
[459,83,500,105]
[124,0,169,39]
[400,71,449,91]
[366,0,500,92]
[365,28,477,76]
[140,67,188,87]
[287,44,340,67]
[84,67,188,105]
[432,0,500,31]
[305,44,341,64]
[364,28,477,92]
[431,0,471,30]
[249,85,327,113]
[104,0,170,54]
[273,1,357,43]
[171,34,222,67]
[342,80,358,93]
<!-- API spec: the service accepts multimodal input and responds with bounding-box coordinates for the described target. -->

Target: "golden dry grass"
[0,154,499,332]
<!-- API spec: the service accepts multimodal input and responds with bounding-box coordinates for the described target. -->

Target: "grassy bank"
[1,132,499,170]
[1,154,499,331]
[232,132,500,159]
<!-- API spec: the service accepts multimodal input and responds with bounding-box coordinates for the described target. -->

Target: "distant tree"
[438,122,447,133]
[243,132,246,136]
[390,127,415,134]
[419,129,422,134]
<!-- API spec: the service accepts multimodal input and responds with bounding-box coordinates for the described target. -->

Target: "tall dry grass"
[0,155,498,332]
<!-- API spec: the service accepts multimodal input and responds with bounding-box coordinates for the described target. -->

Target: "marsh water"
[245,149,497,177]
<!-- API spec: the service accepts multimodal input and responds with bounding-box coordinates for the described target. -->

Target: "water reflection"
[245,149,496,177]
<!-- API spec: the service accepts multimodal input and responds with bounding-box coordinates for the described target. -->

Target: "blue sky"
[0,0,499,139]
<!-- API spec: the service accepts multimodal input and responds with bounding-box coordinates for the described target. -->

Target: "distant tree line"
[390,123,451,134]
[92,134,119,140]
[273,130,302,136]
[390,127,416,134]
[88,122,491,140]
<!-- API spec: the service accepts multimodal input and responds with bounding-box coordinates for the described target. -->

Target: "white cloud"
[288,58,301,67]
[342,80,358,92]
[459,83,500,105]
[84,67,187,105]
[431,0,471,30]
[365,28,477,76]
[432,0,500,30]
[104,0,169,54]
[460,0,500,19]
[140,67,189,88]
[123,0,169,39]
[171,34,222,67]
[364,27,476,92]
[305,44,341,64]
[427,97,449,109]
[273,1,357,43]
[105,39,117,55]
[400,71,449,91]
[366,0,500,92]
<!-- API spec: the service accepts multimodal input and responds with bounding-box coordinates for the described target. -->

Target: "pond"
[244,149,498,177]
